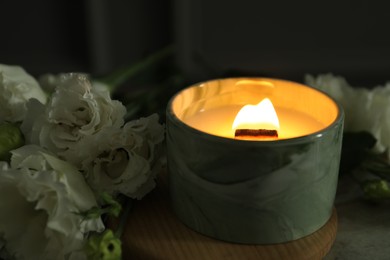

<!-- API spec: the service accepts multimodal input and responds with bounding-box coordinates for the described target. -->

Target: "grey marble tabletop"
[325,175,390,260]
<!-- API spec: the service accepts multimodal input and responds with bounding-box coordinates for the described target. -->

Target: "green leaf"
[77,193,122,220]
[100,192,122,217]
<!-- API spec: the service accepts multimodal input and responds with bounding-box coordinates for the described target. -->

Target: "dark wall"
[1,1,389,86]
[174,0,390,86]
[0,0,88,76]
[85,0,172,76]
[0,0,172,77]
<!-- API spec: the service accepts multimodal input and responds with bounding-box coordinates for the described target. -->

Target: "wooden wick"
[235,129,278,140]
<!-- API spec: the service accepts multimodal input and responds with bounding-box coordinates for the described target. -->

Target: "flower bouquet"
[0,63,165,260]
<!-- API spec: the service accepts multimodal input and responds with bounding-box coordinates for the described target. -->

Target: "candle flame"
[232,98,280,130]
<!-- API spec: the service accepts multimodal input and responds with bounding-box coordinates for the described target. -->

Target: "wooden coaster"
[116,172,338,260]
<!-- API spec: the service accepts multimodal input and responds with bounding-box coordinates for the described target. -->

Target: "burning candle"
[177,78,337,140]
[166,78,344,244]
[184,97,326,140]
[233,98,280,133]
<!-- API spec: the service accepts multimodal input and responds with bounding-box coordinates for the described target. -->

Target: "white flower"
[39,73,111,95]
[0,64,47,123]
[90,80,112,96]
[0,145,104,260]
[21,73,126,165]
[83,114,165,199]
[305,73,390,153]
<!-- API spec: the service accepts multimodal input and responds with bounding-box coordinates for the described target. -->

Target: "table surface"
[324,175,390,260]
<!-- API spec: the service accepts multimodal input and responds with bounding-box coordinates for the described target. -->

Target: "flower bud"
[0,122,24,161]
[85,230,122,260]
[363,179,390,201]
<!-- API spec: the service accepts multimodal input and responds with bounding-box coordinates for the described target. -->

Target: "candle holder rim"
[166,77,344,145]
[167,107,344,147]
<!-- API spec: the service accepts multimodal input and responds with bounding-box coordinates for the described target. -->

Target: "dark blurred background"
[1,0,389,87]
[0,0,171,78]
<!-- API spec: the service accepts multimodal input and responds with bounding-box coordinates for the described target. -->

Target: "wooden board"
[117,172,338,260]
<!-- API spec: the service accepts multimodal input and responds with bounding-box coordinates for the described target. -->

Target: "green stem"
[98,45,173,92]
[114,198,133,238]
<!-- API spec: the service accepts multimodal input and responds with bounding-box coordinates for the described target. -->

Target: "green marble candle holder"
[166,78,344,244]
